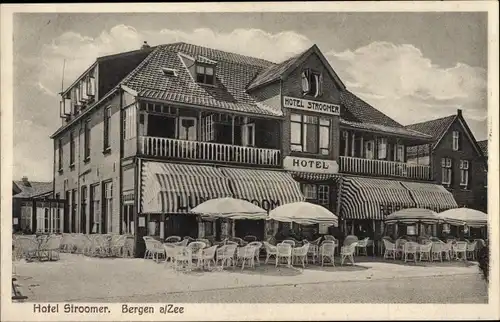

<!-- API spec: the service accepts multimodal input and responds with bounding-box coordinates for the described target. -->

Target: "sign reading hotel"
[283,156,339,174]
[283,96,340,116]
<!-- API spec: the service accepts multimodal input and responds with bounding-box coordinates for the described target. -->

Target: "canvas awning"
[339,177,416,220]
[141,161,232,214]
[220,167,305,212]
[290,171,340,183]
[399,182,458,212]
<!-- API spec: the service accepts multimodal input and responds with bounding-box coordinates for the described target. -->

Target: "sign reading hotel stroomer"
[283,156,339,174]
[283,96,340,115]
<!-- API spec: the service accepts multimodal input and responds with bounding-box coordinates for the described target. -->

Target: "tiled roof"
[477,140,488,157]
[340,90,403,128]
[122,42,282,117]
[340,119,432,139]
[13,181,52,198]
[246,49,307,90]
[405,115,456,142]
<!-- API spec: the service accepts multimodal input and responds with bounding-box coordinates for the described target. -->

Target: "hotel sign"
[283,156,339,174]
[283,96,340,116]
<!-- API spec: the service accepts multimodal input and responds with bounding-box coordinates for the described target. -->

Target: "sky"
[13,12,488,181]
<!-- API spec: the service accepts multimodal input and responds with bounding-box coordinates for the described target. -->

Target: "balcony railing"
[140,136,281,166]
[339,156,432,181]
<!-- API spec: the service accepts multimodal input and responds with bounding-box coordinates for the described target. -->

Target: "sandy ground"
[12,253,486,303]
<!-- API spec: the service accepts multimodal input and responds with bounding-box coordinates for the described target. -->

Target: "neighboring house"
[477,139,488,210]
[406,109,487,212]
[51,41,458,256]
[12,177,64,233]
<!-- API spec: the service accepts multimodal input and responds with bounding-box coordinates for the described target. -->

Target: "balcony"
[140,136,281,167]
[339,156,432,181]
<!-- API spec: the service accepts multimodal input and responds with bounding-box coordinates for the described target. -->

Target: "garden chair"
[403,242,418,263]
[466,241,478,260]
[38,235,62,261]
[165,236,181,243]
[395,238,407,259]
[441,241,452,261]
[454,241,468,261]
[282,239,296,247]
[187,241,206,268]
[163,243,177,267]
[418,242,433,262]
[173,246,193,272]
[292,243,310,268]
[355,237,370,256]
[248,241,263,265]
[263,241,277,264]
[216,244,237,269]
[13,236,38,261]
[276,243,292,268]
[60,233,74,253]
[340,242,357,266]
[237,245,257,270]
[201,245,218,270]
[183,236,195,244]
[175,239,189,247]
[320,242,336,266]
[383,239,396,260]
[196,238,211,246]
[344,235,359,246]
[323,235,335,241]
[431,242,444,262]
[110,235,127,257]
[266,236,277,245]
[143,237,165,262]
[230,237,245,246]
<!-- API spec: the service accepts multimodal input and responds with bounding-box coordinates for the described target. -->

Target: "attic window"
[196,65,214,85]
[301,69,323,97]
[162,68,178,77]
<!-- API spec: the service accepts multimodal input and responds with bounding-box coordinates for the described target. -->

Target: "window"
[365,140,375,160]
[317,185,330,207]
[20,203,32,232]
[200,114,215,142]
[103,106,111,151]
[441,158,452,185]
[71,189,77,233]
[123,105,137,140]
[58,138,63,171]
[81,186,87,234]
[90,184,100,233]
[460,160,470,188]
[103,181,113,233]
[84,119,91,160]
[71,88,79,115]
[301,69,323,97]
[122,203,134,235]
[395,144,405,162]
[241,123,255,147]
[452,131,460,151]
[177,116,197,141]
[69,131,75,166]
[378,138,388,160]
[196,65,215,85]
[302,184,317,199]
[290,113,330,155]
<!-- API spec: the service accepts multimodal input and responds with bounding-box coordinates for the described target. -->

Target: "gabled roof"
[122,42,283,117]
[405,115,457,148]
[246,44,346,92]
[340,119,432,140]
[13,180,53,199]
[477,140,488,158]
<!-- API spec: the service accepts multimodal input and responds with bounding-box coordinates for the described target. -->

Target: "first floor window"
[394,144,405,162]
[241,122,255,147]
[71,189,77,232]
[302,184,329,207]
[302,184,317,199]
[317,185,330,207]
[122,203,134,235]
[441,158,452,185]
[84,119,91,160]
[177,116,197,141]
[460,160,470,188]
[290,113,330,155]
[81,186,88,234]
[378,138,388,160]
[90,184,100,233]
[365,140,375,160]
[20,205,33,232]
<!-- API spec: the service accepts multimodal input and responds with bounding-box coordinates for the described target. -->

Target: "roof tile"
[13,181,52,198]
[477,140,488,157]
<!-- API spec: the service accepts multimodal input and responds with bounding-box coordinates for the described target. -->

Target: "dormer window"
[301,69,323,97]
[196,65,214,85]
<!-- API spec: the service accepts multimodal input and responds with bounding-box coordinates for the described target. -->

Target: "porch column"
[351,132,356,157]
[360,136,364,158]
[427,143,433,180]
[231,115,235,145]
[343,131,349,157]
[198,110,202,141]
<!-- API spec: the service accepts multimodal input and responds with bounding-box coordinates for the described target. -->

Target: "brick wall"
[53,93,122,233]
[432,118,487,211]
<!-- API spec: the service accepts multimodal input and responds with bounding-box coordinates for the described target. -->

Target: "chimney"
[141,41,151,50]
[21,176,31,187]
[457,109,462,116]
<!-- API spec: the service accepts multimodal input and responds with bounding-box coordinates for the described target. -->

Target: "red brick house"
[406,110,487,212]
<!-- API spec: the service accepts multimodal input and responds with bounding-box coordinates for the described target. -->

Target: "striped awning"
[340,177,416,220]
[290,171,340,183]
[221,167,305,212]
[141,161,232,214]
[400,182,458,212]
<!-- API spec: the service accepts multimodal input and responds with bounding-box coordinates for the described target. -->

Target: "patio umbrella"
[384,208,441,225]
[190,197,267,220]
[268,202,338,227]
[437,208,487,228]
